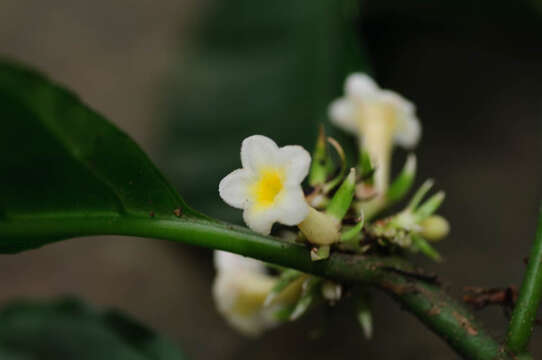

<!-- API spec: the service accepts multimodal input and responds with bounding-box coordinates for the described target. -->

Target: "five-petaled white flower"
[212,250,279,336]
[329,73,421,192]
[219,135,311,235]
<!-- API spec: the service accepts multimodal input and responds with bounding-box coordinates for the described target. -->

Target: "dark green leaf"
[0,297,186,360]
[0,60,206,252]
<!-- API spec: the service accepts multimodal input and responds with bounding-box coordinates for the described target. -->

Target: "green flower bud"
[321,281,342,303]
[420,215,450,242]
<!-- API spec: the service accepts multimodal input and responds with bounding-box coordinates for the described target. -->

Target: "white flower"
[219,135,311,235]
[329,73,421,192]
[212,251,278,336]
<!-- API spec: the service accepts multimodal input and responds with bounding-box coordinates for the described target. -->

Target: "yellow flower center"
[250,168,284,208]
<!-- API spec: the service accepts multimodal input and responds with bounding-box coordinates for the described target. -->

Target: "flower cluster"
[214,73,449,336]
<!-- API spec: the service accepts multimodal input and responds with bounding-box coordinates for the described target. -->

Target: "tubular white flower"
[212,251,279,336]
[328,73,421,193]
[219,135,311,235]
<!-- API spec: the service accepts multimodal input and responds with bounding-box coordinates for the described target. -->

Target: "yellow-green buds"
[420,215,450,241]
[298,207,341,246]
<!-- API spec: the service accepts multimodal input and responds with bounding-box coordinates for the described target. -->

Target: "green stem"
[0,215,511,359]
[506,206,542,355]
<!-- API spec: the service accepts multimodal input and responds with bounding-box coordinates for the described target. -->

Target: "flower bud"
[321,281,342,303]
[298,207,341,245]
[420,215,450,242]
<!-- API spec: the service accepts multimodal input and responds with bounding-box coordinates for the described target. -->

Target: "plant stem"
[506,206,542,355]
[0,215,512,359]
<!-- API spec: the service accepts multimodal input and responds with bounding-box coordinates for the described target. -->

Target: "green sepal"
[340,213,365,243]
[413,191,446,222]
[308,125,334,186]
[310,245,330,261]
[322,137,347,193]
[407,179,434,211]
[386,154,417,205]
[326,168,356,221]
[264,269,303,307]
[356,290,373,339]
[411,234,442,262]
[290,277,322,321]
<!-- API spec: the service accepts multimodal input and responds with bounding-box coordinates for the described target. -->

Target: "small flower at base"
[219,135,311,235]
[212,251,278,336]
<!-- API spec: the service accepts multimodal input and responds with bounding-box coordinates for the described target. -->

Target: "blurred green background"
[0,0,541,359]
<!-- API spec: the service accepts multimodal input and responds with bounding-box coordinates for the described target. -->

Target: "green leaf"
[0,60,206,252]
[0,59,318,270]
[0,297,186,360]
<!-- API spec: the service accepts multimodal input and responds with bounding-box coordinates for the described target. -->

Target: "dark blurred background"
[0,0,541,359]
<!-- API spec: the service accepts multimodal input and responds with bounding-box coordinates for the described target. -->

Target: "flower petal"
[381,90,421,148]
[241,135,279,172]
[345,73,378,100]
[275,187,309,226]
[214,250,266,273]
[219,168,254,209]
[243,206,279,235]
[395,114,421,148]
[278,145,311,185]
[328,98,358,135]
[212,268,277,336]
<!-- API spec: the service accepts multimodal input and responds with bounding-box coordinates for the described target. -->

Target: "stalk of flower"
[213,251,303,336]
[328,73,421,197]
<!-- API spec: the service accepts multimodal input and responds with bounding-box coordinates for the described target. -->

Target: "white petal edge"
[243,206,280,235]
[380,90,421,148]
[275,187,310,226]
[395,114,421,148]
[219,168,254,209]
[328,98,358,135]
[278,145,311,185]
[374,90,421,149]
[241,135,279,172]
[214,250,266,273]
[345,73,379,100]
